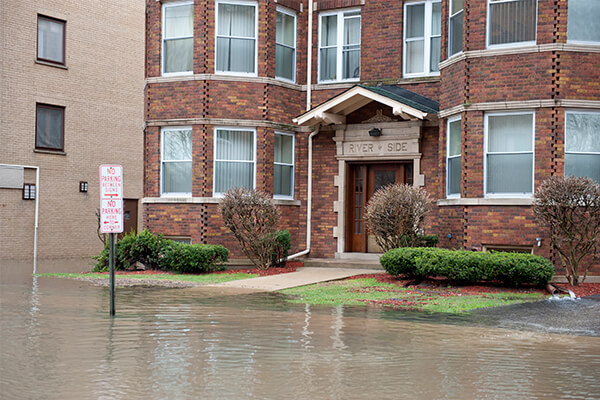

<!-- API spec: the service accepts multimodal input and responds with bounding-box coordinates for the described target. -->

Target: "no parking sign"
[99,165,123,233]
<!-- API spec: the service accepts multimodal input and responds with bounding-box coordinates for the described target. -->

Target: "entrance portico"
[294,85,439,257]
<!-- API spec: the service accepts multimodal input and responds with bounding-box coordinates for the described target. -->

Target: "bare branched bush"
[219,188,281,270]
[533,176,600,285]
[365,184,432,252]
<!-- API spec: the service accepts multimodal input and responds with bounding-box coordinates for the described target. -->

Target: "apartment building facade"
[0,0,145,265]
[143,0,600,272]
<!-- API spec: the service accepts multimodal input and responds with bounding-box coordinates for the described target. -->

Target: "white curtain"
[276,12,295,80]
[405,4,425,74]
[320,15,337,80]
[430,2,441,72]
[38,18,63,63]
[217,4,255,73]
[342,15,360,79]
[215,130,254,193]
[164,4,193,73]
[36,106,63,149]
[274,134,293,196]
[162,129,192,194]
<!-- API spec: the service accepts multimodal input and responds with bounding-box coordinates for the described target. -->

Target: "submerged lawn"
[37,272,258,285]
[280,277,547,313]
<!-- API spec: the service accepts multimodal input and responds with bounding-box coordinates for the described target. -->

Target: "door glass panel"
[374,170,396,192]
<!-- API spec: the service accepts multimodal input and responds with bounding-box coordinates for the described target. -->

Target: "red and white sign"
[100,199,124,233]
[100,165,123,199]
[100,164,123,233]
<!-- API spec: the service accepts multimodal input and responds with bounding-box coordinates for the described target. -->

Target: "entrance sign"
[100,164,123,199]
[100,199,123,233]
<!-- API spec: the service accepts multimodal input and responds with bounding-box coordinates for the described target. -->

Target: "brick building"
[143,0,599,272]
[0,0,145,267]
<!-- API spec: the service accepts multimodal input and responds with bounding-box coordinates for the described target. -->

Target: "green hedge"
[93,230,228,274]
[160,241,228,274]
[380,247,554,287]
[271,229,291,268]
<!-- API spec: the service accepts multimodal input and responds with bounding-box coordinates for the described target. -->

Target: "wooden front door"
[346,163,412,252]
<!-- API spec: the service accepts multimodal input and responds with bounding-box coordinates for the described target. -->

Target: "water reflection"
[1,264,599,399]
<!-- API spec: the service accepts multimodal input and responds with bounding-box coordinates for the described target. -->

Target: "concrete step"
[302,258,383,270]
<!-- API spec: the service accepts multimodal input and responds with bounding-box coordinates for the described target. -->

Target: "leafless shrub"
[533,176,600,285]
[219,188,281,270]
[365,183,432,252]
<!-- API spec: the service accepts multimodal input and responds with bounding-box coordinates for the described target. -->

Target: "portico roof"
[293,85,439,126]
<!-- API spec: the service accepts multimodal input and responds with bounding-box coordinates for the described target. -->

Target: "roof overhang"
[293,85,430,126]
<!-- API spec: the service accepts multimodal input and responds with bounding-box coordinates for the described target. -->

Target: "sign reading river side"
[99,164,123,233]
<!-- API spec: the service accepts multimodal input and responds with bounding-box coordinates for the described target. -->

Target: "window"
[162,2,193,75]
[161,127,192,195]
[216,1,257,75]
[485,112,534,196]
[37,15,65,65]
[487,0,536,47]
[214,128,256,195]
[567,0,600,43]
[274,132,294,198]
[276,9,296,82]
[36,103,64,151]
[403,1,441,77]
[448,0,463,56]
[319,10,361,82]
[447,117,461,197]
[23,184,36,200]
[565,111,600,183]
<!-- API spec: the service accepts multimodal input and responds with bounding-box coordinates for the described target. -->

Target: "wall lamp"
[80,181,88,193]
[369,127,382,137]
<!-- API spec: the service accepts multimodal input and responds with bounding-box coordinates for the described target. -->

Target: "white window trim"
[161,1,194,77]
[486,0,538,49]
[446,115,461,199]
[161,126,193,197]
[215,0,259,77]
[483,111,535,198]
[403,0,441,78]
[275,7,297,84]
[273,131,295,199]
[564,109,600,175]
[318,8,361,84]
[448,1,463,58]
[213,127,257,197]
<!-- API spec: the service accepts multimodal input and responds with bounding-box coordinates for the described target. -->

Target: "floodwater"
[1,260,600,400]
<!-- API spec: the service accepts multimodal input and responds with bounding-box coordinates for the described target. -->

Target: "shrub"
[220,188,284,270]
[159,241,228,274]
[533,176,600,285]
[93,229,164,272]
[365,184,432,252]
[380,247,554,287]
[271,230,291,268]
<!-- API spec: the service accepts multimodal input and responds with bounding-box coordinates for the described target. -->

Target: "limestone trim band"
[142,197,301,206]
[145,118,312,133]
[437,198,534,206]
[438,99,600,119]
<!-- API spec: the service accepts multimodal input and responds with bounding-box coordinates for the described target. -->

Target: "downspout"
[287,1,316,261]
[1,164,39,273]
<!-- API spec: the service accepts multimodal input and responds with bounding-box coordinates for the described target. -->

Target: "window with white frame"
[565,111,600,183]
[214,128,256,195]
[216,1,257,75]
[404,1,441,77]
[448,0,463,57]
[274,132,294,198]
[319,10,361,82]
[161,127,192,195]
[162,2,194,75]
[485,112,534,196]
[567,0,600,43]
[487,0,536,47]
[447,117,461,197]
[276,9,296,82]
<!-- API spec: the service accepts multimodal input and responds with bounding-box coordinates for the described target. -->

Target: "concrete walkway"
[208,267,382,292]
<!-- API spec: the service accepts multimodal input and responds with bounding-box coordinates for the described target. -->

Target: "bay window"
[216,1,258,75]
[485,112,534,196]
[447,117,461,197]
[487,0,536,47]
[565,111,600,183]
[567,0,600,44]
[161,127,192,195]
[214,128,256,195]
[403,1,441,77]
[162,2,194,75]
[319,10,361,82]
[274,132,294,198]
[276,9,296,82]
[448,0,463,57]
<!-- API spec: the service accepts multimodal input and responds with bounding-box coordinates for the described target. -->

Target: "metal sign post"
[100,165,123,317]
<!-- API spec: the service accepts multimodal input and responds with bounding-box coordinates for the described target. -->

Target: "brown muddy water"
[1,260,600,400]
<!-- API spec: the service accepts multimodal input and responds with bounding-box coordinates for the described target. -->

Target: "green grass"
[280,278,546,313]
[36,272,258,284]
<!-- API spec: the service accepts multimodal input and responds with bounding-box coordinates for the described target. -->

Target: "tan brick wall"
[0,0,145,261]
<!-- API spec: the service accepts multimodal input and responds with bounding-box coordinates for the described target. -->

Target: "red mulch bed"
[348,273,600,297]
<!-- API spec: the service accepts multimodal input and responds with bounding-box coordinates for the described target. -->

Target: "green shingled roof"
[359,85,439,115]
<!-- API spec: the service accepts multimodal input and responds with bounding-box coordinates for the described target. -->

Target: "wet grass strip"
[37,272,258,285]
[280,278,547,313]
